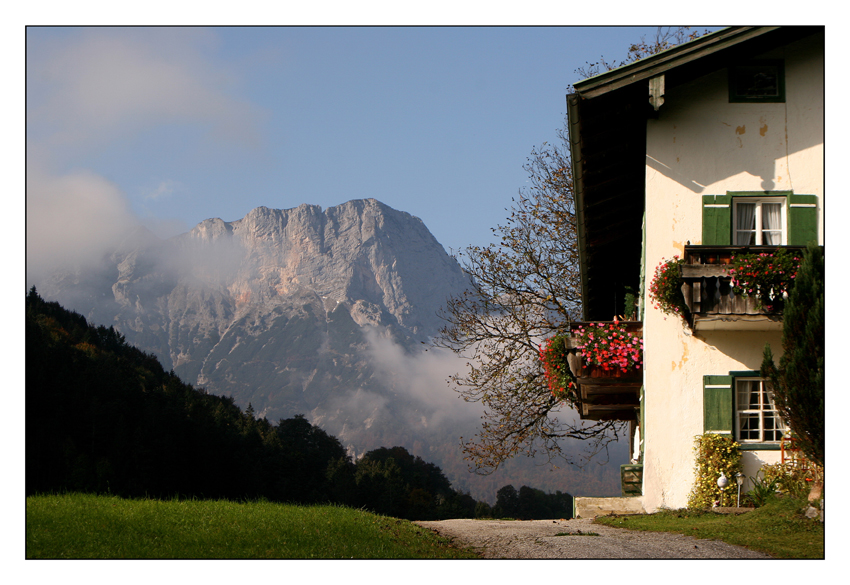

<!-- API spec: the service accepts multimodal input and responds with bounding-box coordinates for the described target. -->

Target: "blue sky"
[27,25,726,264]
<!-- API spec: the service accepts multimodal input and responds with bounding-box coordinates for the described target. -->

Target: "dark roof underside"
[569,84,647,321]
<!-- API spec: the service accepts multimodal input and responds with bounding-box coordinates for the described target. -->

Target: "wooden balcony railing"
[679,245,804,331]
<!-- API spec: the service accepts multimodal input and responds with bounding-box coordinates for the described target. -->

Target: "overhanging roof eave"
[572,26,780,100]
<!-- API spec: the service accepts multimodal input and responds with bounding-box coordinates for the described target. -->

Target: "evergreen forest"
[25,288,572,520]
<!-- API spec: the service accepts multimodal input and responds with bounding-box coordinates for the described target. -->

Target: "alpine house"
[565,26,823,513]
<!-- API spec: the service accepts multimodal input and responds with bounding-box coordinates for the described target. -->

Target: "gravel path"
[414,518,773,559]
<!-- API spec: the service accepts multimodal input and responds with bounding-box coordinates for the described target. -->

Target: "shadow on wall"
[695,329,784,369]
[645,33,823,195]
[739,450,774,494]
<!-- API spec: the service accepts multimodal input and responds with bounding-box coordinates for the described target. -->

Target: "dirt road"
[414,518,772,559]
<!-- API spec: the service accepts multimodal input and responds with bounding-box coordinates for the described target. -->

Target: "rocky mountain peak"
[41,198,471,364]
[166,199,470,334]
[186,217,233,242]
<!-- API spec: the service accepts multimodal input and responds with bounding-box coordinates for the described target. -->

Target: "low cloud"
[26,164,141,283]
[362,328,485,428]
[25,162,240,293]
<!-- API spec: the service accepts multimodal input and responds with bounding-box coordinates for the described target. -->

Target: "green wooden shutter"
[701,195,732,245]
[787,194,819,245]
[703,375,734,434]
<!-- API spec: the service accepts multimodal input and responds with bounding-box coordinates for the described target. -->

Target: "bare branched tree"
[437,27,705,475]
[576,26,706,80]
[435,122,624,473]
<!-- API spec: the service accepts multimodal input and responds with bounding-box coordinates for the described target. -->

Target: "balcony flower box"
[538,321,644,422]
[727,248,802,313]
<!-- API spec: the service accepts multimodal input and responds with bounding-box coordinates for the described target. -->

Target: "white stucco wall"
[640,33,823,511]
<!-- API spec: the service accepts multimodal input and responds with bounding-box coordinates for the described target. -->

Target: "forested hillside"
[25,288,572,519]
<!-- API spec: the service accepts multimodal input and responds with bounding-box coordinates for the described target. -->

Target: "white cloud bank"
[363,328,486,428]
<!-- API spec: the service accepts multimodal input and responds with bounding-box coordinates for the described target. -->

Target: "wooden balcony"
[564,321,642,422]
[680,245,804,332]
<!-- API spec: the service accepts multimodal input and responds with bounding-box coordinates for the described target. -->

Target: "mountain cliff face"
[35,199,623,501]
[39,199,472,444]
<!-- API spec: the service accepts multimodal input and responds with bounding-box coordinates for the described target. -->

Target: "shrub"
[760,459,823,501]
[687,433,742,509]
[648,256,688,318]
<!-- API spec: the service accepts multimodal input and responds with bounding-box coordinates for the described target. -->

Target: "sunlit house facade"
[566,26,823,512]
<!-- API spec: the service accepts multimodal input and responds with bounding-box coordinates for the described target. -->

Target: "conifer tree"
[761,243,824,467]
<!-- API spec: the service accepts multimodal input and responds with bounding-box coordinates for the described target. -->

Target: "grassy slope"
[594,497,824,559]
[26,493,477,559]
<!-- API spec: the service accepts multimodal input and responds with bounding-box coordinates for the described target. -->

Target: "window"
[729,60,785,103]
[735,378,786,443]
[733,197,786,245]
[703,373,786,448]
[702,191,818,246]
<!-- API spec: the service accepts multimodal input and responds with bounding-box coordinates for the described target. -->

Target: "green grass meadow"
[594,497,824,559]
[27,492,825,560]
[26,493,477,559]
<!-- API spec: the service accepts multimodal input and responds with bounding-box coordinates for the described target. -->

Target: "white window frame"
[732,197,787,245]
[735,377,786,443]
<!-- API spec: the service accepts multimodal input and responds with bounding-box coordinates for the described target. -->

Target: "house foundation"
[573,496,645,518]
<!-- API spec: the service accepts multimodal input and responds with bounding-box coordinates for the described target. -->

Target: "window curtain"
[763,384,779,411]
[736,203,756,245]
[762,203,782,244]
